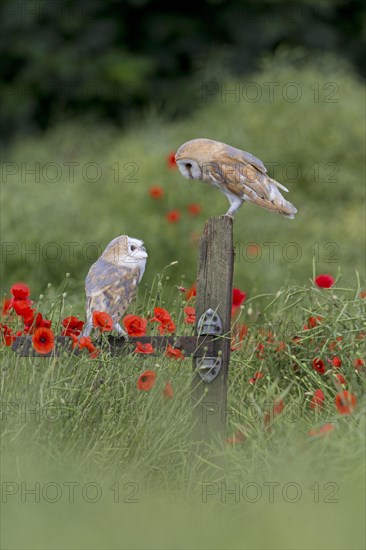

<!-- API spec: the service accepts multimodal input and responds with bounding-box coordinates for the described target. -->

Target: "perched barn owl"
[82,235,147,336]
[175,138,297,218]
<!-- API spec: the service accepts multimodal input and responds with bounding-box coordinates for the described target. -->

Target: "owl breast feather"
[85,258,140,299]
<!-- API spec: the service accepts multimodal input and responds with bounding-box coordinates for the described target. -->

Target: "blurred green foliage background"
[1,0,365,141]
[1,0,365,298]
[1,57,365,301]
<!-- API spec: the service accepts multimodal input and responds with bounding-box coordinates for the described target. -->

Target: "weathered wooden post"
[192,216,234,442]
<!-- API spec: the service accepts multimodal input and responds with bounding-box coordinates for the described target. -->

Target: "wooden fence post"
[192,216,234,443]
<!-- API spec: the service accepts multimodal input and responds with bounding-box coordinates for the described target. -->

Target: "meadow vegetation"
[1,57,365,549]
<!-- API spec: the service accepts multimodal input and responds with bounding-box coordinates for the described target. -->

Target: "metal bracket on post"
[196,308,222,383]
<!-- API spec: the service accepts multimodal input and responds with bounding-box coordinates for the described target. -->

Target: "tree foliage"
[1,0,365,140]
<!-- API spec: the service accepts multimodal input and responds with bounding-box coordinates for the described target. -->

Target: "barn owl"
[175,138,297,218]
[82,235,147,337]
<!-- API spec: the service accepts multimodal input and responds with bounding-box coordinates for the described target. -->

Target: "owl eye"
[130,245,136,252]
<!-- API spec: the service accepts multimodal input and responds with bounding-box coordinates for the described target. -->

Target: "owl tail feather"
[265,177,297,218]
[249,197,297,219]
[269,177,289,193]
[244,179,297,219]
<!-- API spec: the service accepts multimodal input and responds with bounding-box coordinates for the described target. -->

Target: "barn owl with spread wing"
[82,235,147,337]
[175,138,297,218]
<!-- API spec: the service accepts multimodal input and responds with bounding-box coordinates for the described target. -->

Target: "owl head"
[175,138,226,181]
[103,235,148,266]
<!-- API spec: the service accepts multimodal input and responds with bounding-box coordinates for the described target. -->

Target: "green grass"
[1,280,365,549]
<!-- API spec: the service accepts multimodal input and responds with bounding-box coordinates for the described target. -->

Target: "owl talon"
[114,322,128,340]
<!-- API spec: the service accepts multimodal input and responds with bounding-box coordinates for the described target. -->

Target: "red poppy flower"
[255,342,265,360]
[232,288,246,315]
[78,337,94,352]
[22,309,36,330]
[334,373,346,385]
[231,323,248,351]
[308,315,322,328]
[359,290,366,299]
[24,312,51,334]
[185,284,196,300]
[149,186,164,199]
[276,341,286,353]
[10,283,30,300]
[32,327,55,354]
[2,298,12,317]
[77,336,99,358]
[35,313,52,329]
[308,423,335,437]
[61,316,84,337]
[312,357,326,374]
[309,389,324,410]
[273,400,285,416]
[166,209,181,223]
[353,358,365,370]
[12,299,33,317]
[69,334,79,348]
[92,311,114,332]
[263,411,272,431]
[264,400,285,431]
[123,315,147,337]
[165,344,184,360]
[0,323,15,346]
[247,243,260,257]
[249,372,263,384]
[150,307,172,325]
[264,330,275,343]
[332,356,342,368]
[187,203,201,216]
[184,306,195,324]
[137,370,156,391]
[150,308,176,334]
[134,342,155,354]
[163,381,174,399]
[335,391,357,415]
[166,152,177,169]
[225,430,246,444]
[158,320,176,335]
[315,274,335,288]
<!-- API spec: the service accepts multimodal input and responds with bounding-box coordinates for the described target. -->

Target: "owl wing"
[216,146,297,218]
[229,145,267,175]
[85,258,140,319]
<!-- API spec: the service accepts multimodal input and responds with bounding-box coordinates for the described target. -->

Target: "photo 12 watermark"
[0,240,340,266]
[201,480,340,504]
[202,81,339,104]
[1,161,139,184]
[1,480,139,504]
